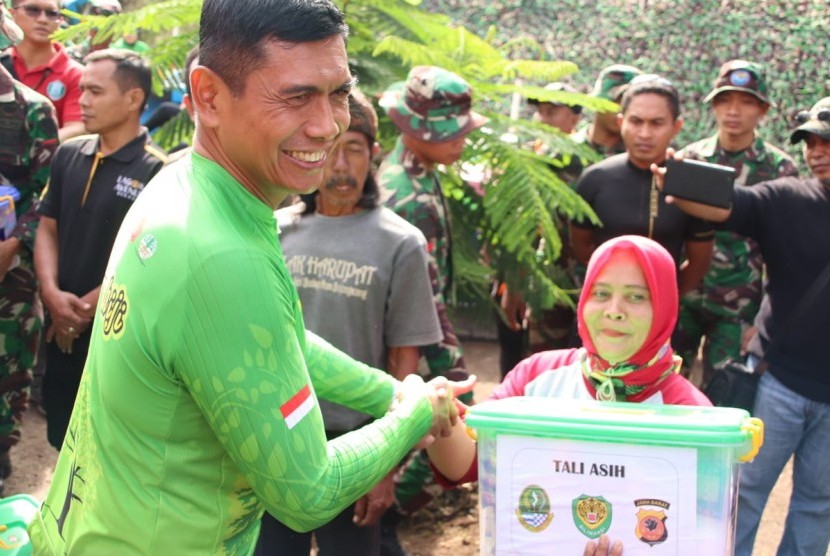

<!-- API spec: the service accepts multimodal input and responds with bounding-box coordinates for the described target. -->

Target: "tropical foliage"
[58,0,605,313]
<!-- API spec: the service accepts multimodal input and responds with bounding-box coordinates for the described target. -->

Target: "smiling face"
[582,250,654,364]
[712,90,768,146]
[619,92,682,169]
[196,36,353,207]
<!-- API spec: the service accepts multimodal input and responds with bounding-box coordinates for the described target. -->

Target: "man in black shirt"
[657,97,830,556]
[34,49,166,448]
[571,74,713,296]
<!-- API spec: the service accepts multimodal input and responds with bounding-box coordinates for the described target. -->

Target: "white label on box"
[494,435,701,555]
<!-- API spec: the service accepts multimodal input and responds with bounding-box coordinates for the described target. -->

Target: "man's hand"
[353,472,396,527]
[46,323,76,354]
[500,288,527,331]
[0,238,21,281]
[584,534,623,556]
[42,289,92,334]
[395,374,476,444]
[649,147,679,193]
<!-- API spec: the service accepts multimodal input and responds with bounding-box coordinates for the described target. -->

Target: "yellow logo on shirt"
[100,277,129,340]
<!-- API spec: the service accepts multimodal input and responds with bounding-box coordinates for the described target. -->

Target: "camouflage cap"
[527,82,582,113]
[790,97,830,144]
[379,65,488,143]
[703,60,771,105]
[347,88,378,144]
[0,3,24,51]
[591,64,642,102]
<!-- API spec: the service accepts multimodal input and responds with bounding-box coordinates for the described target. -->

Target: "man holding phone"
[673,60,798,384]
[655,97,830,556]
[571,74,714,296]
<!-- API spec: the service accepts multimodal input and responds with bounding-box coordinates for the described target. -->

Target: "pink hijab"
[577,236,680,400]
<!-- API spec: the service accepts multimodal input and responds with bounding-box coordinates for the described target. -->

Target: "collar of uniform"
[190,151,276,226]
[79,128,151,161]
[708,133,768,162]
[394,136,433,182]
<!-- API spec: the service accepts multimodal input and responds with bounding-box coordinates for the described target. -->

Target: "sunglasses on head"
[16,4,61,20]
[630,74,675,89]
[795,109,830,124]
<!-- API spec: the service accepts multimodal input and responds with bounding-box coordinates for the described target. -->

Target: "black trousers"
[42,325,91,450]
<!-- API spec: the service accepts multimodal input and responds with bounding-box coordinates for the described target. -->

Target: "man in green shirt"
[29,1,466,554]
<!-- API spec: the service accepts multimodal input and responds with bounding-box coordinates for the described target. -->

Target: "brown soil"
[5,341,816,555]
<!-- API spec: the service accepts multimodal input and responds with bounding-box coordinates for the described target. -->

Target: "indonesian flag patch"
[280,385,315,430]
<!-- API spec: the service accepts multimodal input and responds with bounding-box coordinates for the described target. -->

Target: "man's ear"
[371,142,381,158]
[673,116,684,137]
[191,66,226,129]
[125,88,145,114]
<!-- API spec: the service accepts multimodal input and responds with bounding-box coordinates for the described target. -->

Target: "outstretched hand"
[650,147,683,203]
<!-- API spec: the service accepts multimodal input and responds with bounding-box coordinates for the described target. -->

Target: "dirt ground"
[4,340,814,555]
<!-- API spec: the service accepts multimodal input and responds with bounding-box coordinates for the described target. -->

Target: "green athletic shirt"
[30,153,434,555]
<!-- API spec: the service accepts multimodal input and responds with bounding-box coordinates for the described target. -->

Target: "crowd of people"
[1,0,829,555]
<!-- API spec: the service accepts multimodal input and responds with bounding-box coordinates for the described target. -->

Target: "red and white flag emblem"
[280,385,315,430]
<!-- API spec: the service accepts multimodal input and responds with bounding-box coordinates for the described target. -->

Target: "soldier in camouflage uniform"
[377,66,486,551]
[0,3,59,493]
[675,60,798,385]
[570,64,643,170]
[378,66,486,385]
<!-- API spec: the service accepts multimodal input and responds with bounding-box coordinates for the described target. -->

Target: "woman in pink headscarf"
[427,236,710,541]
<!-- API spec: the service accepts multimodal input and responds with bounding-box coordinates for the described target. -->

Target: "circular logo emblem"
[137,233,158,261]
[515,484,554,533]
[46,80,67,101]
[729,69,752,87]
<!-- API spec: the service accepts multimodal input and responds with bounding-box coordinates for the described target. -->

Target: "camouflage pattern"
[378,137,470,512]
[379,65,486,144]
[378,137,465,377]
[675,134,798,378]
[790,96,830,143]
[0,63,59,449]
[703,60,771,105]
[591,64,642,102]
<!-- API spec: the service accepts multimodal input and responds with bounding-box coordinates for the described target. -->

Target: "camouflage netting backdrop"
[424,0,830,156]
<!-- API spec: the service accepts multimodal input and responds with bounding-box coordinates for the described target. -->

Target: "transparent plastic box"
[466,398,763,555]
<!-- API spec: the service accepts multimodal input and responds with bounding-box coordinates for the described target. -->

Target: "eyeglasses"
[15,4,62,20]
[795,109,830,124]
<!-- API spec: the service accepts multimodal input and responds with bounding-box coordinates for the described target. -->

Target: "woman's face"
[583,251,654,364]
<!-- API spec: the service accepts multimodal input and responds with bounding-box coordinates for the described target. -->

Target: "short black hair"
[183,45,200,98]
[199,0,348,97]
[620,78,681,120]
[84,48,152,111]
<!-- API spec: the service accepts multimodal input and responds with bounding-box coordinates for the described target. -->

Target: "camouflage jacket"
[0,70,59,254]
[679,134,798,317]
[378,137,452,298]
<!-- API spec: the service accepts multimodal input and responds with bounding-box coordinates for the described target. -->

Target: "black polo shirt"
[573,153,714,265]
[39,130,166,295]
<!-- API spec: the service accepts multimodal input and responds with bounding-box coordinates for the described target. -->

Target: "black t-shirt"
[724,176,830,402]
[573,153,713,265]
[39,130,166,296]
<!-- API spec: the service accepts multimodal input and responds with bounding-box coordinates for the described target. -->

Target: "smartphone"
[664,158,737,209]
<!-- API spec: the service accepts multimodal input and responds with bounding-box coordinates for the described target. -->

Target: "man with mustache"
[256,89,442,556]
[673,60,797,386]
[571,74,714,296]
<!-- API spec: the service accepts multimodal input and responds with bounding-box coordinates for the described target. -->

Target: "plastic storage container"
[0,186,21,241]
[466,398,763,555]
[0,494,39,554]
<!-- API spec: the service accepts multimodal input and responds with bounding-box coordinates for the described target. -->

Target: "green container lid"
[467,398,758,451]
